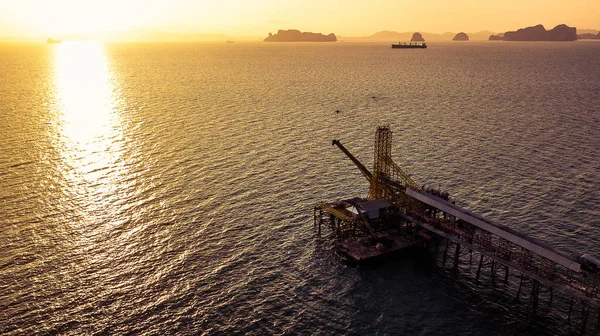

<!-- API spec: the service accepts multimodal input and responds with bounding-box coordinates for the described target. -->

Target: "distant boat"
[47,38,62,44]
[391,42,426,49]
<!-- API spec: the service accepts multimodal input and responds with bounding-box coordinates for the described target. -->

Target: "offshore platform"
[314,126,600,332]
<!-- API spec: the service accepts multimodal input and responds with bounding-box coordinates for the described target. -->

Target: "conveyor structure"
[315,126,600,332]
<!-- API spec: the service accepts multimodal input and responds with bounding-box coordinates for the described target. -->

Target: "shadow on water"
[315,247,586,336]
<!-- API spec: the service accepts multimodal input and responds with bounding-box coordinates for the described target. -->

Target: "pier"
[314,126,600,332]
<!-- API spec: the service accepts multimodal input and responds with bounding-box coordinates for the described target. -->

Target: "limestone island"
[489,34,503,41]
[264,29,337,42]
[503,24,577,41]
[410,32,425,42]
[453,32,469,41]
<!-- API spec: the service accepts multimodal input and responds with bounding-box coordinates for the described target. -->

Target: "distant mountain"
[503,24,577,41]
[578,33,598,40]
[340,30,413,41]
[0,30,264,43]
[577,29,599,35]
[340,30,497,41]
[264,29,336,42]
[109,31,231,42]
[466,31,499,40]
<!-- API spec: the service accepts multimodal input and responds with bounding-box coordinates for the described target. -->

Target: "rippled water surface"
[1,41,599,335]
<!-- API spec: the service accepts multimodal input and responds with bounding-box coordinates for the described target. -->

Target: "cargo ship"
[391,42,426,49]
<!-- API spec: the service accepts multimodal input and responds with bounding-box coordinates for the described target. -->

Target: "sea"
[0,41,599,335]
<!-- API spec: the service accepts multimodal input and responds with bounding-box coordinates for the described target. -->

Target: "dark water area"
[1,41,599,335]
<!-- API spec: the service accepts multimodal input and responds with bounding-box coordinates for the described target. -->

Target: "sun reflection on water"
[52,41,125,216]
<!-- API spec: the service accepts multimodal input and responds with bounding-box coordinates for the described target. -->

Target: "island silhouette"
[453,32,469,41]
[264,29,336,42]
[504,24,577,41]
[410,32,425,42]
[488,24,578,41]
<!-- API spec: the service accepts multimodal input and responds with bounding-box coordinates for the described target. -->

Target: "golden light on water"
[52,41,125,205]
[54,42,118,142]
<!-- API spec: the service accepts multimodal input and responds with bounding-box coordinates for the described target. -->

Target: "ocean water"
[0,41,599,335]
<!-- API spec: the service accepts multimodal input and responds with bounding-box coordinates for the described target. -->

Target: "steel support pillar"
[453,243,461,269]
[476,254,484,282]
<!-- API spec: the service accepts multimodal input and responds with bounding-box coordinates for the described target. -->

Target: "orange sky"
[1,0,598,38]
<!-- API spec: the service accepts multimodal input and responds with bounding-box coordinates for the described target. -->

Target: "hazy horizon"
[2,27,600,43]
[1,0,599,41]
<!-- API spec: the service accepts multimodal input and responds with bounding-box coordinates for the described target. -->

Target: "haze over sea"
[1,41,599,335]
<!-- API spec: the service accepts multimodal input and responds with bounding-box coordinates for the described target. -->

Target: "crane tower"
[369,126,419,200]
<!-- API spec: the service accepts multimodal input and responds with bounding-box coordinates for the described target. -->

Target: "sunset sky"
[1,0,598,37]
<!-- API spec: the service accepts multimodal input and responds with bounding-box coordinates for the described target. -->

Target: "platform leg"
[516,274,524,302]
[581,304,589,334]
[567,298,574,324]
[532,280,540,310]
[596,307,600,333]
[442,241,449,265]
[453,244,460,270]
[476,254,484,282]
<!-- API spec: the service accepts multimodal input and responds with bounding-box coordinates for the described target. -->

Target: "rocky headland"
[488,34,503,41]
[410,32,425,42]
[453,32,469,41]
[503,24,577,41]
[264,29,336,42]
